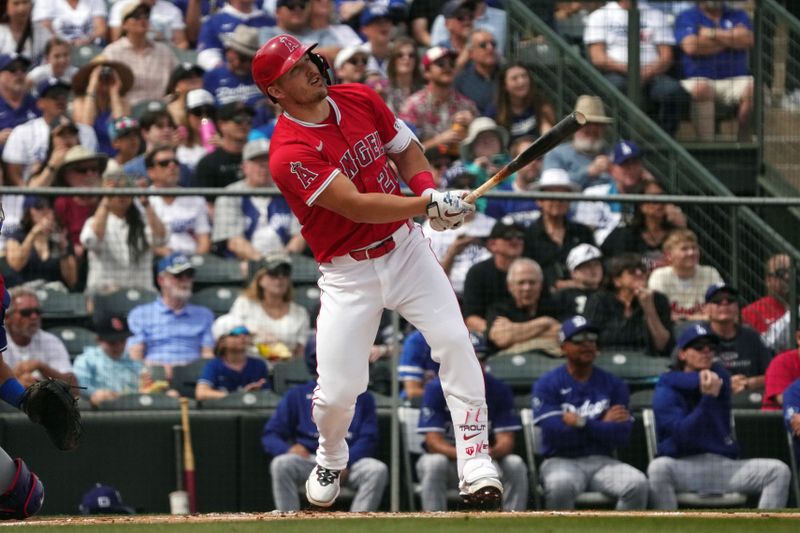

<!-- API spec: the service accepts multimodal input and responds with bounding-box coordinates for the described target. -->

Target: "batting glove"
[426,189,475,230]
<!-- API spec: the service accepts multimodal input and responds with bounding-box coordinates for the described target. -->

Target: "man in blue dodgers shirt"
[783,378,800,465]
[262,337,388,511]
[648,323,790,509]
[416,332,528,511]
[532,316,648,510]
[0,202,45,519]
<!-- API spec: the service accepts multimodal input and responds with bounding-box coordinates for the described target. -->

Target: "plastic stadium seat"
[520,408,615,509]
[293,284,320,323]
[628,388,655,412]
[786,429,800,507]
[484,352,562,394]
[70,44,103,68]
[730,390,764,409]
[46,326,97,359]
[288,255,319,284]
[93,287,158,318]
[594,351,670,386]
[272,358,313,396]
[189,285,238,317]
[35,288,90,328]
[642,408,747,508]
[199,390,282,410]
[191,254,245,289]
[96,394,188,411]
[171,359,211,399]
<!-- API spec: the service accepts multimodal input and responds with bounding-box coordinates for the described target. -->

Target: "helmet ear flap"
[309,51,336,86]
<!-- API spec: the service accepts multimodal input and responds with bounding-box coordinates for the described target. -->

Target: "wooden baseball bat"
[464,111,587,204]
[179,398,197,514]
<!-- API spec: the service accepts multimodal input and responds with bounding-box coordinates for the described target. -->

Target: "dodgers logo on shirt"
[290,161,319,189]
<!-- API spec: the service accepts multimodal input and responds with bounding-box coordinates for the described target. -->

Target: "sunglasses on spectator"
[768,268,790,278]
[152,121,175,129]
[71,165,100,174]
[190,106,215,117]
[433,58,455,69]
[227,326,250,337]
[265,266,291,278]
[688,339,716,351]
[126,9,150,20]
[624,266,646,276]
[228,114,252,125]
[171,270,195,280]
[283,0,306,10]
[347,57,368,66]
[501,233,524,241]
[709,294,737,305]
[155,158,178,168]
[454,11,473,22]
[477,39,497,49]
[18,307,42,318]
[569,332,598,344]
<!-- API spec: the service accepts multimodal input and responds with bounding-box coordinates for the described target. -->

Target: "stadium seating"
[95,394,188,411]
[642,408,747,508]
[520,408,615,510]
[786,429,800,507]
[191,254,245,289]
[46,326,97,360]
[293,284,321,323]
[594,351,670,388]
[484,352,562,395]
[171,359,211,399]
[36,288,90,329]
[198,390,282,410]
[92,287,158,318]
[271,357,313,396]
[189,285,238,317]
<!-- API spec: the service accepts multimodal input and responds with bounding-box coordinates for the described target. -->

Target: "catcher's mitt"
[21,378,82,451]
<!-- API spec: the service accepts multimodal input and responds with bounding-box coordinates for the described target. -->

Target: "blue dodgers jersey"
[202,66,263,107]
[0,287,8,352]
[261,381,379,466]
[417,374,521,447]
[197,11,275,55]
[397,330,439,393]
[197,357,270,392]
[532,365,632,458]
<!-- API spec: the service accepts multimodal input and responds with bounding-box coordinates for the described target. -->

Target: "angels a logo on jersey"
[290,161,319,189]
[279,36,300,52]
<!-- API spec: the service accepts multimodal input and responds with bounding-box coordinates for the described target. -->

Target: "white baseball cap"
[531,168,580,192]
[243,138,270,161]
[566,243,602,272]
[186,89,215,110]
[334,45,369,70]
[212,313,249,342]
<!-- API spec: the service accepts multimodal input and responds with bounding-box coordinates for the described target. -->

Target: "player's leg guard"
[0,459,44,519]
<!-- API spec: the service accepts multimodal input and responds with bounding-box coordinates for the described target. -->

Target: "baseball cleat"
[305,465,341,508]
[460,475,503,509]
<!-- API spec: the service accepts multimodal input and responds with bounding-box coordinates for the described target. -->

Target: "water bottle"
[200,118,217,154]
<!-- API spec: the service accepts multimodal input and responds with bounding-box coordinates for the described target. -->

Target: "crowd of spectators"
[0,0,796,513]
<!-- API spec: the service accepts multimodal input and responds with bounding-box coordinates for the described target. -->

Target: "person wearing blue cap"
[126,253,215,375]
[262,334,388,512]
[648,323,791,509]
[682,282,771,397]
[416,330,528,511]
[532,315,648,510]
[3,76,99,186]
[358,3,394,77]
[429,0,507,56]
[197,0,275,72]
[572,139,659,245]
[79,483,135,514]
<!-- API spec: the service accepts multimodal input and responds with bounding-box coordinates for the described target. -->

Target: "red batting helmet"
[252,34,317,94]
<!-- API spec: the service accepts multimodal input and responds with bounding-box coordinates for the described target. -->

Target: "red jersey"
[742,296,786,334]
[763,348,800,410]
[269,83,417,263]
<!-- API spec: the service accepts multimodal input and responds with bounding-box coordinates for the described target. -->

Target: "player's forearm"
[330,193,429,224]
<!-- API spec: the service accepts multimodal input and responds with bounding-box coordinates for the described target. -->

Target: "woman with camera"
[72,57,133,156]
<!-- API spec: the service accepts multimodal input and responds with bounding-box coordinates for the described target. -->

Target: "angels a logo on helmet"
[279,36,300,52]
[290,161,319,189]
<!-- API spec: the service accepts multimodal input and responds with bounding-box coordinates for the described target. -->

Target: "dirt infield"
[5,510,800,527]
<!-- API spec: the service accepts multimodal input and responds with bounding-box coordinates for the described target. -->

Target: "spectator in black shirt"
[522,168,595,292]
[486,257,560,355]
[584,252,673,356]
[550,243,604,318]
[462,219,524,334]
[192,101,253,198]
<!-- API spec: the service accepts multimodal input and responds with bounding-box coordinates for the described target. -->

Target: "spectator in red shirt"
[742,253,790,335]
[763,326,800,411]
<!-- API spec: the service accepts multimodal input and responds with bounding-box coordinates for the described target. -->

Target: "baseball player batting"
[252,34,502,509]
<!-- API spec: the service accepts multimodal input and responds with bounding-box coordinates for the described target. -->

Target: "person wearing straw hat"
[3,77,98,185]
[101,1,179,106]
[196,0,275,72]
[203,25,262,107]
[542,94,613,190]
[71,57,135,156]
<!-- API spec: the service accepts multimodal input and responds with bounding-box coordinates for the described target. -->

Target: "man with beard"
[542,95,613,190]
[127,253,215,379]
